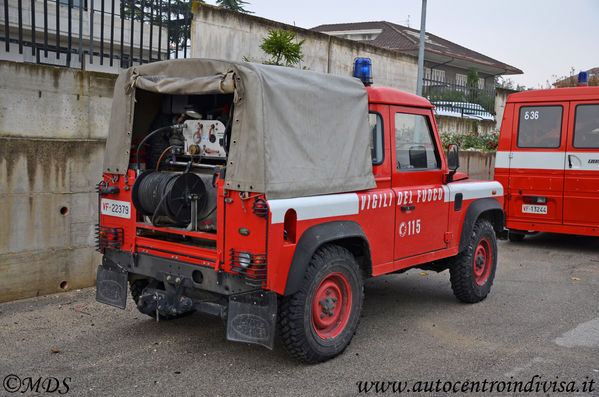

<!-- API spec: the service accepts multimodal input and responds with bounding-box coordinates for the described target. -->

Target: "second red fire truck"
[495,72,599,241]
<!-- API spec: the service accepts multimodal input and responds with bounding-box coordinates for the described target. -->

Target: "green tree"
[216,0,253,13]
[466,68,480,104]
[466,67,479,88]
[259,29,305,66]
[121,0,199,55]
[495,76,526,91]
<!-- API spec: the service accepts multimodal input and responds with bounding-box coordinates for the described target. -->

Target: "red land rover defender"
[96,58,505,363]
[495,72,599,241]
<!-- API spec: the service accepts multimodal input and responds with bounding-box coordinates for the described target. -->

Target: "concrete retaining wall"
[191,3,418,93]
[457,150,496,180]
[0,60,115,302]
[435,115,497,136]
[495,87,519,131]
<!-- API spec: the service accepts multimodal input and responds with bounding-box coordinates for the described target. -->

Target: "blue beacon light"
[578,71,588,86]
[353,58,373,86]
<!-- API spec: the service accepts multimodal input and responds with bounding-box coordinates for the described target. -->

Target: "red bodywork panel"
[495,86,599,237]
[367,86,434,108]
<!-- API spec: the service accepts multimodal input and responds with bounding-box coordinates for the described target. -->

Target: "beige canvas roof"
[104,58,375,199]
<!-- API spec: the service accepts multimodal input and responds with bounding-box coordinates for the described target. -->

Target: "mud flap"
[95,256,128,309]
[226,290,277,350]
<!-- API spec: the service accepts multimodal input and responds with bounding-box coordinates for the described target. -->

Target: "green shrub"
[428,90,466,103]
[440,130,499,152]
[260,29,305,67]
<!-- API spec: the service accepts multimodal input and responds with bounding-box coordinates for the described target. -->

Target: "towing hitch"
[136,288,194,319]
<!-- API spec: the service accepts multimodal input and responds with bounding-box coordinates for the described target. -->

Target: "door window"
[395,113,440,170]
[517,106,563,148]
[573,104,599,148]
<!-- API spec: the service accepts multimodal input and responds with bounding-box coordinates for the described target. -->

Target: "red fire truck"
[495,72,599,241]
[96,58,504,362]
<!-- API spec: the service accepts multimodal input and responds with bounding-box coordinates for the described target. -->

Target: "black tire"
[508,230,525,242]
[130,279,190,320]
[278,245,364,363]
[449,219,497,303]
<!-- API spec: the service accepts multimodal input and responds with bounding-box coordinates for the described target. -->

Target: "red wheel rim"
[473,237,492,285]
[311,272,352,339]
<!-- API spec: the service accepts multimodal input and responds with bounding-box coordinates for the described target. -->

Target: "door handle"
[401,205,416,211]
[568,154,572,169]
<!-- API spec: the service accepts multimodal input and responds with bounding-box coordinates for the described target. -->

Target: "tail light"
[96,225,124,253]
[229,249,267,287]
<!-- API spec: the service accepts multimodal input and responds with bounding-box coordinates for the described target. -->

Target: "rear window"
[573,104,599,148]
[369,112,384,165]
[517,106,563,148]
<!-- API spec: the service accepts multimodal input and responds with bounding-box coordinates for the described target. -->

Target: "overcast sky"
[205,0,599,89]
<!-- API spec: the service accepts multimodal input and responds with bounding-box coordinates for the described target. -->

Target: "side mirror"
[447,143,460,171]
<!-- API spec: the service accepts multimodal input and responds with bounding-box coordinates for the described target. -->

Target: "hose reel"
[132,171,207,226]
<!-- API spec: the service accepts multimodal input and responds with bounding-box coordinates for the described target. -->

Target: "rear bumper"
[506,220,599,237]
[104,248,257,296]
[98,248,278,349]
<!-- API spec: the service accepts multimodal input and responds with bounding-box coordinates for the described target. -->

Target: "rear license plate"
[522,204,547,214]
[101,198,131,219]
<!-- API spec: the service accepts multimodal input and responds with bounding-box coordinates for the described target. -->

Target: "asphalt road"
[1,233,598,396]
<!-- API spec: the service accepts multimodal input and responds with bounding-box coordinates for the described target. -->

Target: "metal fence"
[423,78,496,120]
[0,0,192,69]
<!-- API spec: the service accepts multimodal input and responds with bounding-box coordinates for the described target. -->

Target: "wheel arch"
[283,220,372,296]
[458,198,505,253]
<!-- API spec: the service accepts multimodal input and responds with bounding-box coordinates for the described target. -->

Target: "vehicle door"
[391,107,449,260]
[508,103,569,225]
[563,101,599,227]
[362,105,395,267]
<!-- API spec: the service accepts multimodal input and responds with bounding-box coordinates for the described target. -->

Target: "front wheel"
[278,245,364,363]
[449,219,498,303]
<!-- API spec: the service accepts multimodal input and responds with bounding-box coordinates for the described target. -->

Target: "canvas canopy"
[104,58,376,199]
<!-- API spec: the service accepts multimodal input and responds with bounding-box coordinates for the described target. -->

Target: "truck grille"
[229,249,267,287]
[96,225,124,253]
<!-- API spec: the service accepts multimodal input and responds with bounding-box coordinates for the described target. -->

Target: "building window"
[456,73,467,86]
[478,77,485,89]
[431,69,445,83]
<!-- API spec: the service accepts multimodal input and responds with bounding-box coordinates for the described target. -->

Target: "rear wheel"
[278,245,364,363]
[450,219,497,303]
